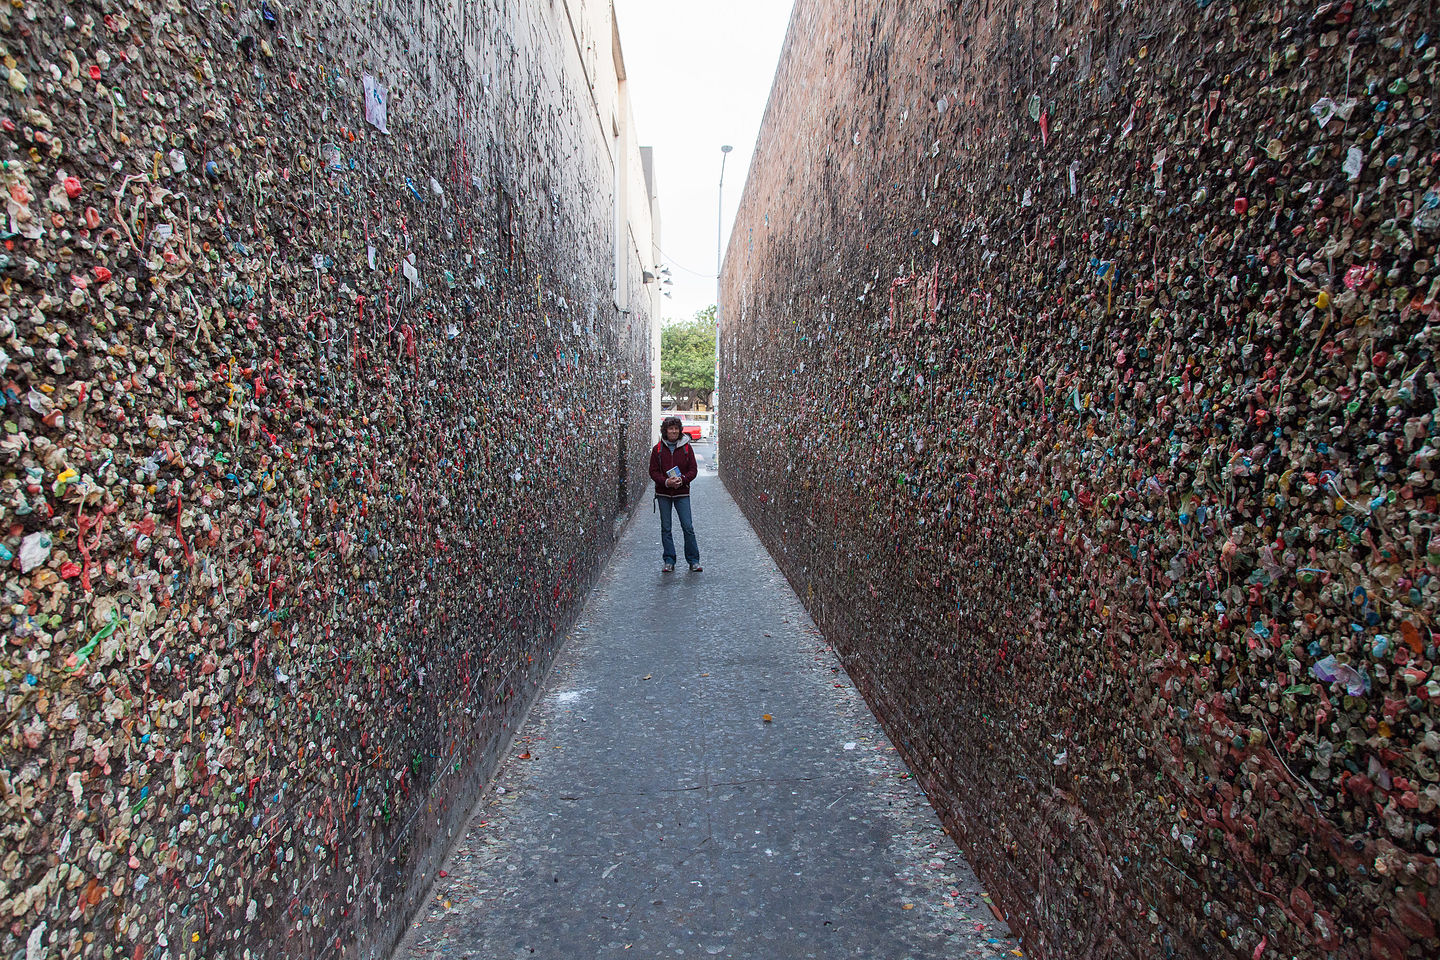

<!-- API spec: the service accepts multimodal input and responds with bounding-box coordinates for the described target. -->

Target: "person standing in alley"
[649,416,701,573]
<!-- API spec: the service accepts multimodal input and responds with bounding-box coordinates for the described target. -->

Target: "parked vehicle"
[661,410,713,441]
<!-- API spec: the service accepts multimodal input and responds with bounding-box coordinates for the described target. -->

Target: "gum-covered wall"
[722,0,1440,956]
[0,1,654,958]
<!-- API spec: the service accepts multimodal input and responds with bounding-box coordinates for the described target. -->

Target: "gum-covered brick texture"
[0,2,655,959]
[721,0,1440,958]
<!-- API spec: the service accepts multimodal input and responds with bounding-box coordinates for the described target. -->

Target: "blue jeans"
[658,496,699,566]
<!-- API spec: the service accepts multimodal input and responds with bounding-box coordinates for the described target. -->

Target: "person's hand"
[665,477,681,487]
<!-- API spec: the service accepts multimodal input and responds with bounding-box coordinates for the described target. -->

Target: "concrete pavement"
[393,443,1018,959]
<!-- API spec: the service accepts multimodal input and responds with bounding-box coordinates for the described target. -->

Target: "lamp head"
[721,144,733,153]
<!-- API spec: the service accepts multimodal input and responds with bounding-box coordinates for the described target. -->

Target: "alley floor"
[393,445,1019,959]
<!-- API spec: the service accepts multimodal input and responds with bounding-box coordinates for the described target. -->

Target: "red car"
[661,414,707,441]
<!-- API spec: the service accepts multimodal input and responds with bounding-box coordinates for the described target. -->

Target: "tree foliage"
[660,305,716,408]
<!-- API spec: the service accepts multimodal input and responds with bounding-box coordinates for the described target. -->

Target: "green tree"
[661,306,716,409]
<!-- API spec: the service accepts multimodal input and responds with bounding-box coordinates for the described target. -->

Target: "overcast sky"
[612,0,796,324]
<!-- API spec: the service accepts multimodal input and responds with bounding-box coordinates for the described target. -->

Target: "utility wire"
[653,243,717,279]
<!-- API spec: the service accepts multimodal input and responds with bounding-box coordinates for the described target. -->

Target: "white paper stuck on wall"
[363,74,388,134]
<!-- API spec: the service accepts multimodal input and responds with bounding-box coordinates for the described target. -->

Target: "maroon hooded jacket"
[649,434,698,498]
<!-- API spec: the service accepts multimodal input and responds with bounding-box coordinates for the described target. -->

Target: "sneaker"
[662,563,675,573]
[689,564,703,573]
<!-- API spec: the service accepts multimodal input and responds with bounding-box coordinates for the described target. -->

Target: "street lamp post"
[715,144,732,422]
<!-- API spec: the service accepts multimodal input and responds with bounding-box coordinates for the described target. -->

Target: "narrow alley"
[2,1,1436,959]
[395,451,1017,958]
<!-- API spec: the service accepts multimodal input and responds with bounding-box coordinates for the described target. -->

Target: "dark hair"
[661,416,683,433]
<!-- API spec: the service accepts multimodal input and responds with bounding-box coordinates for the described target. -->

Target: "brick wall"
[722,0,1440,955]
[0,1,654,958]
